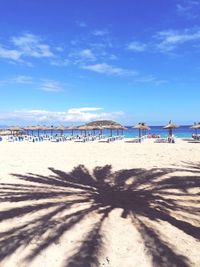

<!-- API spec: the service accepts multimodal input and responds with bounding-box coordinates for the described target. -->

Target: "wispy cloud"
[155,28,200,52]
[0,76,65,92]
[0,33,64,65]
[135,75,168,86]
[40,80,63,92]
[68,107,102,113]
[69,48,96,64]
[176,0,200,19]
[127,41,147,52]
[82,63,138,76]
[0,45,22,61]
[92,29,113,48]
[92,29,109,36]
[79,49,96,61]
[0,75,33,86]
[50,58,70,66]
[77,21,87,28]
[11,33,55,58]
[13,75,33,84]
[0,107,124,124]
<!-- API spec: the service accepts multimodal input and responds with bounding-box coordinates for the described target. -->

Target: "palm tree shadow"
[0,162,199,267]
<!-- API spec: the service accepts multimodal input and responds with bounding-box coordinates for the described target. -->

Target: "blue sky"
[0,0,200,125]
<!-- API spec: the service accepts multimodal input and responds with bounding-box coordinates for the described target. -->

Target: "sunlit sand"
[0,139,200,267]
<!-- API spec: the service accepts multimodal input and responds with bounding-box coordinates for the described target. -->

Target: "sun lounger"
[98,138,110,143]
[7,137,15,142]
[50,138,59,142]
[154,138,168,143]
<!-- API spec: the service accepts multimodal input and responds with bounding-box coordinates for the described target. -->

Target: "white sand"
[0,138,200,267]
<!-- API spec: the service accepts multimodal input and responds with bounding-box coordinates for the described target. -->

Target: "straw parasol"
[77,125,89,136]
[102,124,124,136]
[90,125,104,135]
[80,125,99,135]
[163,120,179,137]
[191,122,200,129]
[67,126,79,136]
[56,125,67,135]
[23,126,34,135]
[190,122,200,135]
[7,126,24,135]
[25,125,45,136]
[86,120,124,137]
[40,125,55,135]
[133,122,150,142]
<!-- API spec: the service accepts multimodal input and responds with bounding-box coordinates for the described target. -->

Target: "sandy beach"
[0,138,199,267]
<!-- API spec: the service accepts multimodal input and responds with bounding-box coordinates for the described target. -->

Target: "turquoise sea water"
[1,125,195,139]
[123,125,194,138]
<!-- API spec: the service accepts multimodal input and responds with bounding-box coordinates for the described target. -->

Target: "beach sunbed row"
[192,134,200,141]
[98,135,124,143]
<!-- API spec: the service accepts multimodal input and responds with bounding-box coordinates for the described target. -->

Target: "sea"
[0,125,196,139]
[93,125,194,138]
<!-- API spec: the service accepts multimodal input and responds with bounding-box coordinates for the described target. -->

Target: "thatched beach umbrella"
[7,126,24,136]
[35,125,43,137]
[121,126,128,135]
[86,120,124,137]
[24,126,35,135]
[39,125,53,135]
[80,125,97,135]
[163,120,179,137]
[133,122,150,142]
[77,125,89,137]
[56,125,67,135]
[91,125,104,135]
[191,122,200,135]
[115,125,127,135]
[42,125,55,136]
[26,125,44,136]
[104,124,124,137]
[67,126,79,136]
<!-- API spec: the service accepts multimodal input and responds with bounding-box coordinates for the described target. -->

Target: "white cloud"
[156,29,200,52]
[0,75,33,86]
[11,33,55,58]
[82,63,138,76]
[127,41,147,52]
[93,30,108,36]
[13,75,33,84]
[0,76,65,92]
[68,107,103,114]
[176,1,200,19]
[40,80,63,92]
[68,48,97,65]
[0,107,124,124]
[135,75,168,86]
[77,21,87,28]
[50,58,70,66]
[79,49,96,60]
[0,33,59,65]
[0,45,22,61]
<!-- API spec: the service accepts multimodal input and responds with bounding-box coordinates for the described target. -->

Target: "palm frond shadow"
[0,162,200,267]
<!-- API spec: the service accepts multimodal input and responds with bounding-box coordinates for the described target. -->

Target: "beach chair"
[154,138,168,143]
[98,137,110,143]
[50,137,59,142]
[125,137,141,143]
[8,136,15,142]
